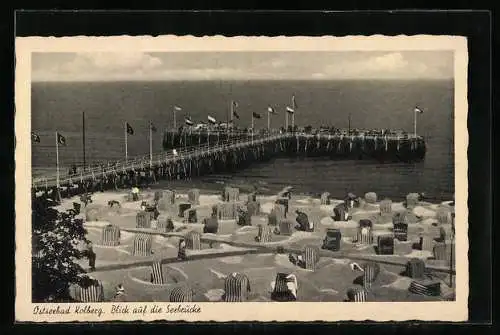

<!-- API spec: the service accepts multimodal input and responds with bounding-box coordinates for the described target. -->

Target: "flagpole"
[285,110,288,132]
[125,121,128,164]
[82,111,86,171]
[267,110,270,131]
[149,122,153,168]
[55,132,60,189]
[173,107,177,130]
[251,113,254,143]
[414,108,417,138]
[348,113,351,135]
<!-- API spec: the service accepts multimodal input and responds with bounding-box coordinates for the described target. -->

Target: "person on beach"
[87,241,96,272]
[177,238,187,260]
[294,209,312,232]
[112,284,127,302]
[131,186,139,201]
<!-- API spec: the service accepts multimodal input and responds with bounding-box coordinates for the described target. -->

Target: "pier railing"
[32,131,424,189]
[32,132,290,189]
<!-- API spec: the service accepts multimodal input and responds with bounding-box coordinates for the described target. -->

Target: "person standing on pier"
[131,186,139,201]
[87,241,96,272]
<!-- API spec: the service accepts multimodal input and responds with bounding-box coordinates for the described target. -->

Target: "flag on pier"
[292,95,298,109]
[286,106,295,114]
[208,115,217,124]
[268,106,277,114]
[185,117,194,126]
[126,122,134,135]
[174,106,182,111]
[31,132,40,143]
[57,132,66,146]
[150,121,157,132]
[252,112,262,119]
[414,106,424,114]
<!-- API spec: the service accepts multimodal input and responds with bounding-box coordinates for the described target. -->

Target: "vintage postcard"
[15,35,468,322]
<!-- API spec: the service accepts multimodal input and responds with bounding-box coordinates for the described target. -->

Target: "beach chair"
[246,201,260,216]
[133,233,153,256]
[379,199,393,215]
[408,279,441,296]
[405,193,420,209]
[320,192,331,205]
[185,231,202,250]
[405,258,426,279]
[187,188,200,205]
[362,262,381,289]
[376,234,395,255]
[354,227,373,245]
[256,224,273,243]
[169,285,194,302]
[437,207,452,225]
[433,242,448,261]
[302,246,320,271]
[333,204,349,221]
[393,222,408,241]
[321,228,341,251]
[178,203,192,218]
[150,261,164,285]
[270,273,298,302]
[70,280,105,303]
[364,192,377,204]
[346,287,367,302]
[223,272,251,302]
[184,208,197,223]
[202,217,219,234]
[277,219,294,236]
[136,211,152,229]
[101,224,121,246]
[275,197,289,217]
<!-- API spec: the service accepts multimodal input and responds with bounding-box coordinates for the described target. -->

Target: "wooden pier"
[32,130,426,196]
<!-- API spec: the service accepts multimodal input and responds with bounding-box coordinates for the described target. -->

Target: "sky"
[31,51,454,82]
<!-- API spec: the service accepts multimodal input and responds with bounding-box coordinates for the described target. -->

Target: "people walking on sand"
[112,284,127,302]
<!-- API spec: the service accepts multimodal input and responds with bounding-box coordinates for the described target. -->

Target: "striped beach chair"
[177,239,187,260]
[362,262,381,289]
[256,224,273,242]
[408,279,441,296]
[169,285,194,302]
[247,192,257,202]
[433,242,448,261]
[101,224,121,246]
[223,272,251,302]
[150,261,164,285]
[133,233,153,256]
[185,231,201,250]
[377,234,395,255]
[405,258,426,279]
[437,207,452,225]
[217,203,238,220]
[320,192,331,205]
[379,199,393,215]
[237,208,252,226]
[302,246,320,271]
[355,227,373,245]
[178,203,192,218]
[157,218,174,232]
[270,273,298,302]
[71,280,105,302]
[224,187,240,202]
[188,188,200,205]
[278,219,294,236]
[359,219,373,229]
[136,211,152,229]
[392,211,407,226]
[346,287,367,302]
[393,222,408,241]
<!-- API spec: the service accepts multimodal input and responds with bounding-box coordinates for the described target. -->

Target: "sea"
[31,80,455,201]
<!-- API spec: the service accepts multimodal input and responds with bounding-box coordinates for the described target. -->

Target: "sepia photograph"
[15,35,469,322]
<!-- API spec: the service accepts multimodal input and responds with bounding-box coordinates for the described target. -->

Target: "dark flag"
[232,101,240,119]
[252,112,262,119]
[292,95,298,109]
[150,121,157,132]
[233,110,240,119]
[126,122,134,135]
[57,132,66,146]
[31,132,41,143]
